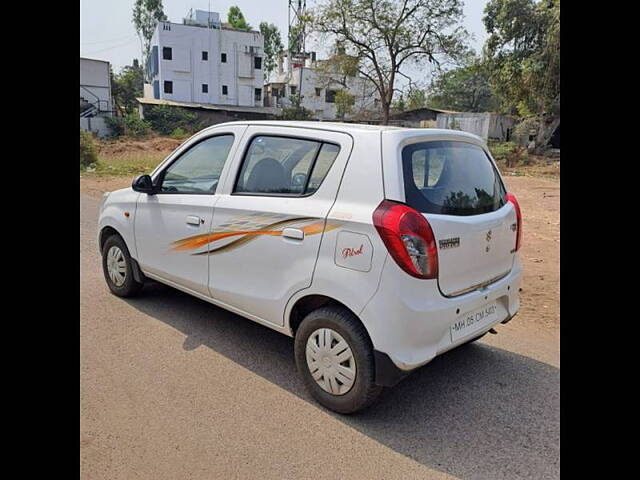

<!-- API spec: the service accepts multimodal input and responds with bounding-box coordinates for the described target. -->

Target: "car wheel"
[102,234,143,297]
[294,305,382,414]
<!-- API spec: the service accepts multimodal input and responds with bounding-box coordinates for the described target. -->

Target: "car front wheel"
[101,234,143,297]
[294,305,382,414]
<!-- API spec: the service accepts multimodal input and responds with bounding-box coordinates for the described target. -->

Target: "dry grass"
[81,135,182,177]
[500,155,560,179]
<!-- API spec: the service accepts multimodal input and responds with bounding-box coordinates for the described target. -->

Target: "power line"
[81,37,139,56]
[80,34,137,46]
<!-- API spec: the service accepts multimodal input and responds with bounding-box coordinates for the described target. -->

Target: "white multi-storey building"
[264,52,379,120]
[145,10,265,107]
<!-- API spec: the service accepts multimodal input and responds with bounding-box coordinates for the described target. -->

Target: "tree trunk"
[382,104,390,125]
[534,116,560,155]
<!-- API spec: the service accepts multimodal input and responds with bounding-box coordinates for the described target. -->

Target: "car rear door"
[383,132,518,297]
[205,125,353,327]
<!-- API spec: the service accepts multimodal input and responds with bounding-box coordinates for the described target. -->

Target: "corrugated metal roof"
[390,106,461,118]
[136,97,281,115]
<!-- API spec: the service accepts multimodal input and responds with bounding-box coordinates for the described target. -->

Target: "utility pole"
[288,0,309,105]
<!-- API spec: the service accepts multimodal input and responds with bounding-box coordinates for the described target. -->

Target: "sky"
[80,0,490,74]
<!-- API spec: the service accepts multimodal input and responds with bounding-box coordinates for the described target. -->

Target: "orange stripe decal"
[170,216,340,255]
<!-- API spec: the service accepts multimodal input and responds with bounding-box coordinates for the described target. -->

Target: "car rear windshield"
[402,140,507,216]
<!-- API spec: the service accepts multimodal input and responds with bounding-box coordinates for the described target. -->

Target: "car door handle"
[282,228,304,240]
[186,215,203,226]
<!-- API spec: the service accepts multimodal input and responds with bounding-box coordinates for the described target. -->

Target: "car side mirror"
[132,174,157,194]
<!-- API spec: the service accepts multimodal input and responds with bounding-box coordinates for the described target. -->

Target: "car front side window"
[159,135,234,194]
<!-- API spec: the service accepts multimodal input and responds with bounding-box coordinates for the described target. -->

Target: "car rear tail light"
[506,193,522,252]
[373,200,438,279]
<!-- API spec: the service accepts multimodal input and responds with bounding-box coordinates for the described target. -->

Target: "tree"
[312,0,468,124]
[427,55,497,112]
[259,22,284,81]
[112,60,145,116]
[334,90,355,120]
[280,96,314,120]
[392,94,406,113]
[406,88,427,110]
[483,0,559,152]
[316,43,360,87]
[132,0,167,74]
[227,6,252,31]
[483,0,560,116]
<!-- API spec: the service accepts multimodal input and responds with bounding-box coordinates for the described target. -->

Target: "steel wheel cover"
[106,246,127,287]
[305,328,356,395]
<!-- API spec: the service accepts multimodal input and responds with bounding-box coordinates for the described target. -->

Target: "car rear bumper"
[361,255,522,374]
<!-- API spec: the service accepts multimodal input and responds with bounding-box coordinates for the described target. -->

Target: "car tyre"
[102,234,143,298]
[294,305,382,414]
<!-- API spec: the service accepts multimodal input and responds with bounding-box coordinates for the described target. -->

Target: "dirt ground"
[81,138,560,333]
[95,136,183,156]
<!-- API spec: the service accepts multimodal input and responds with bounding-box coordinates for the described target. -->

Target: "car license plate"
[450,302,498,342]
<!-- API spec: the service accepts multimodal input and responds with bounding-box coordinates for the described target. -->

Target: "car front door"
[203,126,353,327]
[134,125,246,295]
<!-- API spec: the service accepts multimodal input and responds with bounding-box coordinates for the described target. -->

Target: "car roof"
[212,120,402,132]
[206,121,484,142]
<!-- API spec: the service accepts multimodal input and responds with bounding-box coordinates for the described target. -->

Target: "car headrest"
[245,157,288,193]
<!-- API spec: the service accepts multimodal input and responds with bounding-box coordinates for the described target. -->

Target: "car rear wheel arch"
[289,295,361,335]
[289,295,377,358]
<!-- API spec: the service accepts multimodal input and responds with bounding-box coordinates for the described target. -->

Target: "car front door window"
[160,135,234,194]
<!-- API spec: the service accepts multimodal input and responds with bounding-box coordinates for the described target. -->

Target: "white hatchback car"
[98,121,522,413]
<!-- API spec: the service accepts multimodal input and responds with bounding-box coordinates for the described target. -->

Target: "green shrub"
[514,117,540,145]
[144,105,202,135]
[80,129,99,169]
[105,113,151,138]
[488,141,527,168]
[170,127,188,139]
[280,96,314,120]
[104,116,124,137]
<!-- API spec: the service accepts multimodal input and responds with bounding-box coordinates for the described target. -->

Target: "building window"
[325,90,337,103]
[255,88,262,102]
[162,47,172,60]
[222,85,228,95]
[254,57,262,70]
[221,53,227,63]
[202,51,208,61]
[315,88,322,97]
[164,81,173,94]
[202,84,208,93]
[290,86,297,96]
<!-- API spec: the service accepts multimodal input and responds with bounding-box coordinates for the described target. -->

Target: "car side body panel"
[97,188,141,258]
[207,125,355,327]
[284,129,388,331]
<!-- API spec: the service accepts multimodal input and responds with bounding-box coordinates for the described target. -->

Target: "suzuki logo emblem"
[486,230,492,242]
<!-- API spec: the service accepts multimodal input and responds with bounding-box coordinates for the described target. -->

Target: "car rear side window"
[402,141,506,216]
[234,136,340,196]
